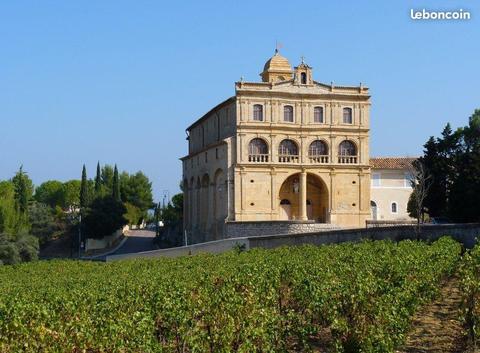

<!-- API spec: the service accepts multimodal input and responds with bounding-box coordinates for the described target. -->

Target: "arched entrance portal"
[278,173,329,222]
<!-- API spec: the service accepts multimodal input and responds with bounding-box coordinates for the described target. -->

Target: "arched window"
[314,106,324,123]
[253,104,263,121]
[339,140,357,156]
[309,140,328,163]
[309,140,328,156]
[391,202,398,213]
[301,72,307,84]
[248,138,268,162]
[371,201,378,220]
[279,139,298,155]
[284,105,294,122]
[343,107,353,124]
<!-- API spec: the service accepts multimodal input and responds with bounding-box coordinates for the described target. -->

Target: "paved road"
[111,230,157,255]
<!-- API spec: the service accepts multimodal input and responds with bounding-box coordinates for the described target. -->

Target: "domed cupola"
[260,49,293,83]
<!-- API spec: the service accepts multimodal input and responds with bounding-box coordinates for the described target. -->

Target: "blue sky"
[1,0,479,201]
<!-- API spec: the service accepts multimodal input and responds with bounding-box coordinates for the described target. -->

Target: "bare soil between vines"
[305,275,472,353]
[396,275,470,353]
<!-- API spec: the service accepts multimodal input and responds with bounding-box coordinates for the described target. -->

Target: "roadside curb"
[81,235,129,260]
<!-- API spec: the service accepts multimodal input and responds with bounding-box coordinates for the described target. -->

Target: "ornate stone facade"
[181,51,371,242]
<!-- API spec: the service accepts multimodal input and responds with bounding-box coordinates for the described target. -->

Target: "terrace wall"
[106,223,480,261]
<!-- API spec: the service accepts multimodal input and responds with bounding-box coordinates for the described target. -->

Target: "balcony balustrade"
[278,155,299,163]
[308,155,329,164]
[248,154,269,162]
[246,154,359,164]
[338,155,358,164]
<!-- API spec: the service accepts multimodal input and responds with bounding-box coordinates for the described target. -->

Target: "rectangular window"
[314,106,324,123]
[371,173,381,187]
[284,105,294,122]
[343,107,353,124]
[404,173,413,188]
[253,104,263,121]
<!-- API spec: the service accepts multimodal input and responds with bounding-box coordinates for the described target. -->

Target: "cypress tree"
[113,164,121,202]
[94,162,101,195]
[80,165,88,209]
[12,166,30,215]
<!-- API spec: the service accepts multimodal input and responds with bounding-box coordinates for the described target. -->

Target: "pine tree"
[80,165,88,209]
[113,164,121,202]
[94,162,101,195]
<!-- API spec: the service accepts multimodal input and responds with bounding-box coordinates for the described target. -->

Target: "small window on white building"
[404,173,413,188]
[371,173,381,187]
[391,202,398,213]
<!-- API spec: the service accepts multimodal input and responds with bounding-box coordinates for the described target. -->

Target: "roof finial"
[301,55,305,64]
[275,40,283,54]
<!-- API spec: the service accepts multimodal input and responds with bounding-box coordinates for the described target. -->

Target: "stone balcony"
[247,154,358,165]
[308,155,329,164]
[248,154,269,162]
[337,155,358,164]
[278,155,299,163]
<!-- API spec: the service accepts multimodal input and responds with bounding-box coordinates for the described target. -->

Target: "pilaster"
[299,169,307,220]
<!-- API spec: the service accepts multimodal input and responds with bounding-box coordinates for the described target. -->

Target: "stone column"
[240,168,247,211]
[265,101,270,123]
[271,100,277,123]
[270,134,277,163]
[238,133,245,163]
[295,102,300,123]
[300,135,306,164]
[270,168,277,218]
[330,169,336,211]
[299,170,307,221]
[238,98,245,122]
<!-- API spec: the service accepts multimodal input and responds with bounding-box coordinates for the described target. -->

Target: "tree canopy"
[418,109,480,222]
[34,180,64,208]
[83,196,127,239]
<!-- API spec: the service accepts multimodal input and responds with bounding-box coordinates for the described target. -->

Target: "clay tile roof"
[369,157,417,170]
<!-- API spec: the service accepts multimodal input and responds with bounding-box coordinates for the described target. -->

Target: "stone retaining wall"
[248,223,480,250]
[225,221,339,238]
[105,223,480,261]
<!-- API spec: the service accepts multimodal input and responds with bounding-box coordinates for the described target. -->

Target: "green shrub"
[0,239,21,265]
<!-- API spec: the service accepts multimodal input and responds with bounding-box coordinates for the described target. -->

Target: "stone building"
[370,157,415,221]
[181,50,371,242]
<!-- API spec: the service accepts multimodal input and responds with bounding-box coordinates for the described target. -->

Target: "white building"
[370,157,415,221]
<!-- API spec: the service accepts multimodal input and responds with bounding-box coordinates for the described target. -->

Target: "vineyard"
[0,236,475,352]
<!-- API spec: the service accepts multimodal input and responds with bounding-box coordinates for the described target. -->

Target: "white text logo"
[410,9,471,20]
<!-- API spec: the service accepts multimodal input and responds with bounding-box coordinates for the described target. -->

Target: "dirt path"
[396,276,469,353]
